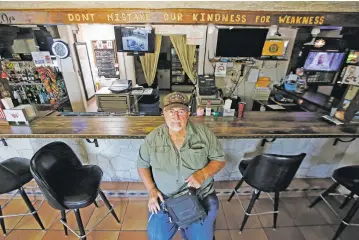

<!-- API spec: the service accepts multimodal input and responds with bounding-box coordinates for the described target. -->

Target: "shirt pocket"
[150,146,171,170]
[187,145,208,170]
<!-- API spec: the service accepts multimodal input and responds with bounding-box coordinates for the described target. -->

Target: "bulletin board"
[91,40,118,78]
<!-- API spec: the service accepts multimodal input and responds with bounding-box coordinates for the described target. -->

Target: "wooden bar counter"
[0,112,358,139]
[1,112,358,182]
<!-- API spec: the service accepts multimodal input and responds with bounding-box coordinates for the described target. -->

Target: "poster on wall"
[92,40,118,78]
[215,62,227,77]
[31,51,52,66]
[186,30,204,45]
[342,65,359,86]
[346,50,359,64]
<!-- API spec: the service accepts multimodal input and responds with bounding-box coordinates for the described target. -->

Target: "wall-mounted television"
[114,27,155,53]
[304,51,345,72]
[216,28,268,58]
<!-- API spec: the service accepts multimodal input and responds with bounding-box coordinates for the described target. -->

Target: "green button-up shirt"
[137,121,226,199]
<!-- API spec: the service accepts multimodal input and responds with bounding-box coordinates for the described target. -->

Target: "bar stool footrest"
[320,193,359,227]
[232,189,280,216]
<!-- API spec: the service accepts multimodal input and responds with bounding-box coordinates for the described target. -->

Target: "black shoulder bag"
[164,184,207,229]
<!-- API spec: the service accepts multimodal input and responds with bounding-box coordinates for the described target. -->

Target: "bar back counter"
[1,112,358,182]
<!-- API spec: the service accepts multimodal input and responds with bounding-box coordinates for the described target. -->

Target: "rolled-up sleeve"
[137,139,151,168]
[206,128,226,162]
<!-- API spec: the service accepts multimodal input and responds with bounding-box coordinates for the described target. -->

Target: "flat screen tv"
[216,28,268,57]
[114,27,155,53]
[304,51,345,72]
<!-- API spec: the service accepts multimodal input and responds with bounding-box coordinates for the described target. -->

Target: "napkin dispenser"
[4,104,36,123]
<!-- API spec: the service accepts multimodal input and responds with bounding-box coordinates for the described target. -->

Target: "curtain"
[170,35,196,83]
[139,35,162,86]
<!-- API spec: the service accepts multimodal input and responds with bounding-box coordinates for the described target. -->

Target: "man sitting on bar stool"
[137,92,226,240]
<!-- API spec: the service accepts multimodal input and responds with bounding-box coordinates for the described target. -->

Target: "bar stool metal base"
[317,193,359,227]
[230,188,279,233]
[0,186,45,235]
[309,178,359,240]
[59,190,120,239]
[232,189,279,216]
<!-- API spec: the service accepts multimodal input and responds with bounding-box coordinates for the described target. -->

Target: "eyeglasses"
[165,109,188,117]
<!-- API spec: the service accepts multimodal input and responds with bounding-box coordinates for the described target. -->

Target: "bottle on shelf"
[205,100,212,116]
[33,86,41,104]
[38,86,45,104]
[25,87,35,103]
[41,87,49,104]
[12,90,22,105]
[19,87,28,103]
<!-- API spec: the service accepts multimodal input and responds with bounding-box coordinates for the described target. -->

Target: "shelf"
[9,82,44,86]
[273,85,338,112]
[306,82,335,86]
[258,58,289,61]
[59,96,69,104]
[171,83,193,86]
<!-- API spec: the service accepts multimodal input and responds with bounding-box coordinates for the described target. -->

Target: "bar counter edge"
[1,112,358,182]
[0,112,358,139]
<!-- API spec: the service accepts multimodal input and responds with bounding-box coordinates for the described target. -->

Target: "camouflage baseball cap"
[163,92,189,109]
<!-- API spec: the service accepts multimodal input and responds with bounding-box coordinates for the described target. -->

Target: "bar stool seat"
[238,159,250,175]
[333,166,359,195]
[0,157,45,235]
[54,166,102,209]
[0,158,33,193]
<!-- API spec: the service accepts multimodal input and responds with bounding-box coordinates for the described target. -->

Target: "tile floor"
[0,194,358,240]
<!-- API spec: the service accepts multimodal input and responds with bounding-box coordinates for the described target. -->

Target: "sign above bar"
[1,9,359,26]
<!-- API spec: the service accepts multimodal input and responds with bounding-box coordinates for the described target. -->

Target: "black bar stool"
[0,157,45,235]
[309,165,359,240]
[30,141,120,240]
[228,153,306,233]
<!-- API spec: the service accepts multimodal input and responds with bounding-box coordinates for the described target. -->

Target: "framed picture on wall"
[342,65,359,86]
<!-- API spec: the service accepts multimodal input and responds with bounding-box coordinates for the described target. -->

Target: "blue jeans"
[147,192,219,240]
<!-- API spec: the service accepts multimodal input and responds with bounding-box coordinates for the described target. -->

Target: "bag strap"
[168,182,190,198]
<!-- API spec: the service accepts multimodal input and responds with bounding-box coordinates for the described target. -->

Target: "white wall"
[76,24,136,87]
[57,25,86,112]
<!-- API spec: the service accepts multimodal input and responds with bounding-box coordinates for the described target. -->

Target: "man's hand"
[148,188,164,214]
[186,161,226,188]
[186,169,206,189]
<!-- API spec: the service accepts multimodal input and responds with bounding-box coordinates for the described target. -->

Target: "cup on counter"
[238,102,246,118]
